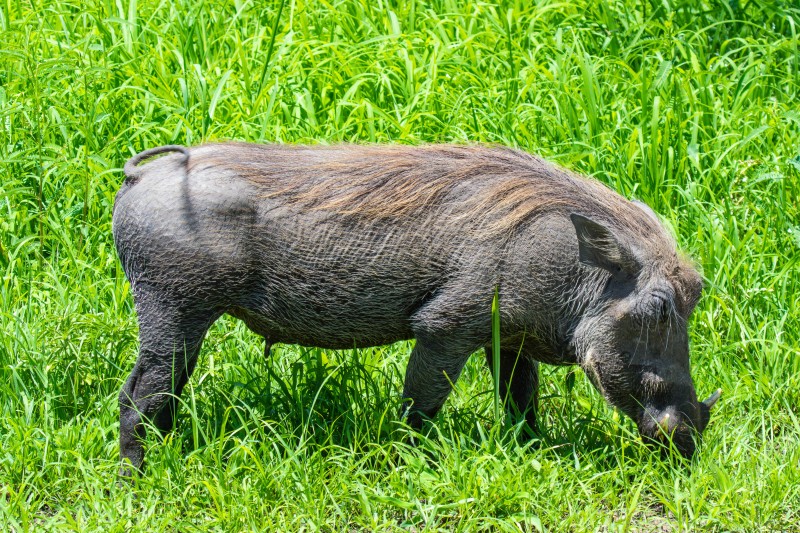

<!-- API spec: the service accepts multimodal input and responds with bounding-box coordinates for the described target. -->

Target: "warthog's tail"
[123,145,190,183]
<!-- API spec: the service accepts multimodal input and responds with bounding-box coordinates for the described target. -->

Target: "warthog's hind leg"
[119,290,220,477]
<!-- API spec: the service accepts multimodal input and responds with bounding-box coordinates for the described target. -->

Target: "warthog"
[113,143,720,474]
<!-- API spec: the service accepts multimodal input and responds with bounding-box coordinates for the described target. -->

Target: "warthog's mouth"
[638,388,722,458]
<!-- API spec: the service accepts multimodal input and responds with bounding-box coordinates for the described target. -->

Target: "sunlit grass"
[1,0,799,530]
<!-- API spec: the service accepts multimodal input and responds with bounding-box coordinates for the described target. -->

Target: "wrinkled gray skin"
[113,143,713,475]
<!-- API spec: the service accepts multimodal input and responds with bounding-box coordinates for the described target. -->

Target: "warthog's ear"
[570,213,639,277]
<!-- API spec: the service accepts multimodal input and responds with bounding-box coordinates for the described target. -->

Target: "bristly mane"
[189,143,666,239]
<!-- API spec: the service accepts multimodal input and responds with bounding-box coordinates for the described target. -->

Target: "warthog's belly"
[227,303,416,350]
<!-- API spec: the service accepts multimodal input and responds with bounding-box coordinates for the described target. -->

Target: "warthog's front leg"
[400,334,473,430]
[484,344,539,432]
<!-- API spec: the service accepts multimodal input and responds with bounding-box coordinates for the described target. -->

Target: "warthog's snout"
[639,389,722,457]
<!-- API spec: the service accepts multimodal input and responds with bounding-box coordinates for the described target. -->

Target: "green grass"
[1,0,799,530]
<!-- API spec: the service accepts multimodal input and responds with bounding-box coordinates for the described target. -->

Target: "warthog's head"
[569,210,719,458]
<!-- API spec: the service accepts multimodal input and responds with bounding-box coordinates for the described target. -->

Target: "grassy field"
[2,0,799,530]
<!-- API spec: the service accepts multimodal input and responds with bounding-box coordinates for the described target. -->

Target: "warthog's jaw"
[577,347,605,396]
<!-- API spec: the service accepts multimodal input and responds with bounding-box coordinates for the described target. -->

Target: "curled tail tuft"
[123,145,190,183]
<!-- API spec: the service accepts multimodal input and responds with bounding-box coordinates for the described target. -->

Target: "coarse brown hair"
[190,142,667,241]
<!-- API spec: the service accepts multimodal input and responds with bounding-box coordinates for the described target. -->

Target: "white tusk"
[702,388,723,409]
[658,413,670,433]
